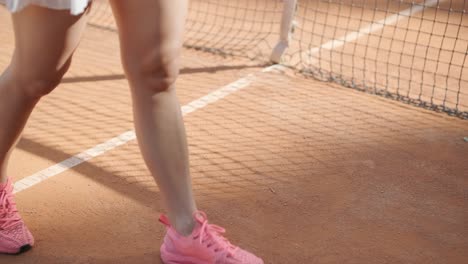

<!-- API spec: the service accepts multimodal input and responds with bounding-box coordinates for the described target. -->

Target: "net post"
[270,0,298,63]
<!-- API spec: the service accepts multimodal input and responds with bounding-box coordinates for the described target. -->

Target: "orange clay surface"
[1,5,468,264]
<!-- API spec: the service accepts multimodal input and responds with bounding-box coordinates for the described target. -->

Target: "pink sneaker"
[0,178,34,254]
[159,211,263,264]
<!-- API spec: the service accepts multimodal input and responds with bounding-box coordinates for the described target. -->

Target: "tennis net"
[88,0,467,119]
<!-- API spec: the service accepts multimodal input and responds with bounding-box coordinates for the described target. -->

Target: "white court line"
[13,0,439,193]
[306,0,441,56]
[14,67,280,194]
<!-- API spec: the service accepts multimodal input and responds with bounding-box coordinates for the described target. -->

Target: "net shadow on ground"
[9,68,468,263]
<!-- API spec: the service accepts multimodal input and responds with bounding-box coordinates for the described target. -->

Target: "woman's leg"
[109,1,263,263]
[0,5,89,254]
[0,5,90,183]
[109,0,197,236]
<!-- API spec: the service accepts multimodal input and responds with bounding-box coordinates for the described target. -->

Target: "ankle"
[0,176,9,189]
[172,214,196,236]
[0,167,10,184]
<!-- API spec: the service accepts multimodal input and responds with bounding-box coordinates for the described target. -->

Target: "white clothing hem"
[0,0,90,15]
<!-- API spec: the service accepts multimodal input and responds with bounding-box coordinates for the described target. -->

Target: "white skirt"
[0,0,90,15]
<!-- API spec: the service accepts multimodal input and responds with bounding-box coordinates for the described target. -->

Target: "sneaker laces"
[0,183,21,230]
[193,211,238,257]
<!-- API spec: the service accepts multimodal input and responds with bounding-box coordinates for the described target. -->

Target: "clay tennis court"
[1,0,467,263]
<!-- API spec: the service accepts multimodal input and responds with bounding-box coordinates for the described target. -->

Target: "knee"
[123,46,181,94]
[15,59,71,99]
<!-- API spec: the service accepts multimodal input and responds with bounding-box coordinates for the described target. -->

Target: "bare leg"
[0,6,90,184]
[0,6,89,183]
[109,0,197,236]
[107,3,264,262]
[0,4,90,255]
